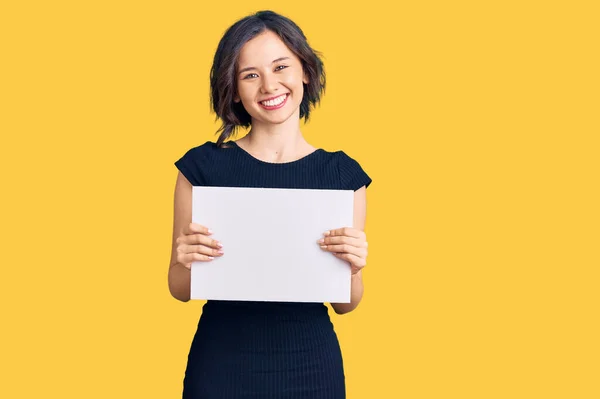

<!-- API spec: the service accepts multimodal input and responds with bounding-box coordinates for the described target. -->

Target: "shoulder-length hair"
[209,10,326,146]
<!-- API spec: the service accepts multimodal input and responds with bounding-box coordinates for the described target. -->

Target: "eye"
[275,65,288,71]
[243,73,258,80]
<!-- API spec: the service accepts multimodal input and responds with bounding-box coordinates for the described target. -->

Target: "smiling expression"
[234,30,309,125]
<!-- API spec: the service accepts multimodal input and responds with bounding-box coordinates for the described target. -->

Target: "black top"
[175,140,372,191]
[174,140,372,398]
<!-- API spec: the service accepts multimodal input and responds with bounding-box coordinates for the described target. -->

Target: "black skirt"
[182,301,346,399]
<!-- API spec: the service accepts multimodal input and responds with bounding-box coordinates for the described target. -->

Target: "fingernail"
[323,231,330,236]
[208,229,213,234]
[216,242,223,248]
[208,256,214,260]
[217,250,224,254]
[320,245,327,249]
[317,239,324,244]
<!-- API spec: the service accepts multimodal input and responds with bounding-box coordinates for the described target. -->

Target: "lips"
[258,93,289,110]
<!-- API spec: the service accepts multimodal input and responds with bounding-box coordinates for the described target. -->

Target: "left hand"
[318,227,368,275]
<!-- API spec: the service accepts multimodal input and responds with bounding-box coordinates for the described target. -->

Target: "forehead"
[237,30,296,68]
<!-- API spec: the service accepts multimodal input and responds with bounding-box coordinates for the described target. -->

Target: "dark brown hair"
[209,10,326,146]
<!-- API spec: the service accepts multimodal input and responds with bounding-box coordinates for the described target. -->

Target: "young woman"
[169,10,372,398]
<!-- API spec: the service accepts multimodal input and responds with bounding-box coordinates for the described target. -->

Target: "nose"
[260,72,279,94]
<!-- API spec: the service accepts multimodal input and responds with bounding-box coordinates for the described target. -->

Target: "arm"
[168,171,193,302]
[330,186,368,315]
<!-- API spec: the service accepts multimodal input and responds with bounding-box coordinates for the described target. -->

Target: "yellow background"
[1,1,598,398]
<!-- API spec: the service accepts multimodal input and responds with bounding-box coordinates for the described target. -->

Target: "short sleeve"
[337,151,372,191]
[174,145,207,186]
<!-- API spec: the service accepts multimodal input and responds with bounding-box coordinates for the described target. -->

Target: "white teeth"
[260,94,286,107]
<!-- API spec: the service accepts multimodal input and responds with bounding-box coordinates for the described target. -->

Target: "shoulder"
[176,140,235,165]
[335,149,361,166]
[174,141,223,186]
[178,141,221,158]
[331,149,373,191]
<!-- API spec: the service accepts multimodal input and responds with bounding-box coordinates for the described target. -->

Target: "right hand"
[176,223,224,269]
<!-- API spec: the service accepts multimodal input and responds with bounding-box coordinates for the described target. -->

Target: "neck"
[244,113,312,158]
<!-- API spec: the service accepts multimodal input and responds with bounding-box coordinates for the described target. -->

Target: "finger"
[178,234,222,248]
[320,236,366,248]
[177,252,215,265]
[193,234,223,248]
[325,227,364,239]
[320,243,367,257]
[184,222,212,236]
[179,244,224,257]
[333,252,367,268]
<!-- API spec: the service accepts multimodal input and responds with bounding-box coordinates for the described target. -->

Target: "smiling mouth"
[258,93,289,109]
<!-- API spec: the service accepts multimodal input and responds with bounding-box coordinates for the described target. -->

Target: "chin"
[251,108,299,125]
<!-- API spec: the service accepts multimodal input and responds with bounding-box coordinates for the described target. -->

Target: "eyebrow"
[238,57,291,75]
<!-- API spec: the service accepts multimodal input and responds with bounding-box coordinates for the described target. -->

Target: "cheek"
[281,74,304,97]
[235,82,244,99]
[289,72,305,87]
[236,85,253,104]
[293,79,305,100]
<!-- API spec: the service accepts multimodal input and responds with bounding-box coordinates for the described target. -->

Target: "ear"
[302,69,310,85]
[233,94,240,103]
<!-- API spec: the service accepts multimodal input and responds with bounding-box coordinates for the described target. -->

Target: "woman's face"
[234,30,308,125]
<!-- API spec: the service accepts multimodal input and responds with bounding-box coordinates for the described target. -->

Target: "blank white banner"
[191,186,354,303]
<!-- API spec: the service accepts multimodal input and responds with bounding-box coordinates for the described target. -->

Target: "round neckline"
[225,140,324,166]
